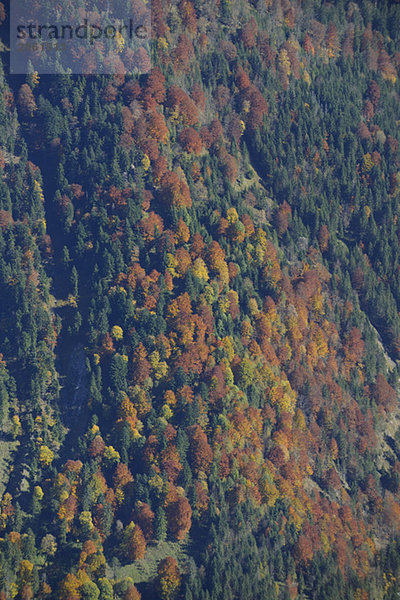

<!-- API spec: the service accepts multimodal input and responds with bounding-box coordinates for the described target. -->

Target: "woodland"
[1,0,400,599]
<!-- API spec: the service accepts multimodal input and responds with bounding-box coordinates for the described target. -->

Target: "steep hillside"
[1,1,400,599]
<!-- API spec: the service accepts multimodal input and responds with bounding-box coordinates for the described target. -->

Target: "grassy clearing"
[0,434,19,497]
[234,165,261,194]
[109,538,191,585]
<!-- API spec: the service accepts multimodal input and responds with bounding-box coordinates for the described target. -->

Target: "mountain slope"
[1,1,400,599]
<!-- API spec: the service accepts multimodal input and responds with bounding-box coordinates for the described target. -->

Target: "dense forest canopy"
[1,0,400,598]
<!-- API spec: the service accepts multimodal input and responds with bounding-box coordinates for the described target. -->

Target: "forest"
[1,0,400,598]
